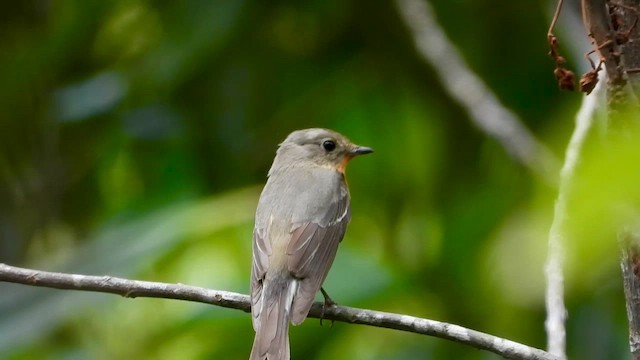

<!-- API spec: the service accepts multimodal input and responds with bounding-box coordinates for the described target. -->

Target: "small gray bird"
[250,128,373,360]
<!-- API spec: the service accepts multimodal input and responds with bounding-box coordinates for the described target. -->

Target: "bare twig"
[0,263,558,360]
[395,0,560,186]
[545,77,604,360]
[0,263,250,310]
[549,0,566,36]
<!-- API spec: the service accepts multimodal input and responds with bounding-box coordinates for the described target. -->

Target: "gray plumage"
[249,129,372,360]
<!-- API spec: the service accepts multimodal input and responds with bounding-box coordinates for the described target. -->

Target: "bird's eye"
[322,140,336,152]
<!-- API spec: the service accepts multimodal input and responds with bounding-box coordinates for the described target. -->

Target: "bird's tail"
[250,278,297,360]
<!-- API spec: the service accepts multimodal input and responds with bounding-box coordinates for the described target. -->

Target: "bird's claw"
[319,287,336,327]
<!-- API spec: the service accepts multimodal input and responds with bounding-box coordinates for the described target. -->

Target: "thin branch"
[394,0,560,186]
[544,77,603,360]
[548,0,566,37]
[0,263,250,310]
[0,263,558,360]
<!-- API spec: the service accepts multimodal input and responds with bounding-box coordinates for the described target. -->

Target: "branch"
[619,0,640,99]
[544,77,604,360]
[582,0,625,86]
[394,0,560,186]
[587,2,640,358]
[0,263,558,360]
[582,0,640,122]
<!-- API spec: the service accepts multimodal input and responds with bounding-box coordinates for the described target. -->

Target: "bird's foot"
[319,287,336,327]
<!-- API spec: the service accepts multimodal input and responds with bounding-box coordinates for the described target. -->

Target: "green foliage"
[564,126,640,295]
[0,1,630,359]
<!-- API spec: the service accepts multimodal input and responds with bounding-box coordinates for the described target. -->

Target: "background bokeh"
[0,0,631,359]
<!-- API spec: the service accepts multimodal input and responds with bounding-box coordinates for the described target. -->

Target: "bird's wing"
[287,193,351,325]
[251,225,271,330]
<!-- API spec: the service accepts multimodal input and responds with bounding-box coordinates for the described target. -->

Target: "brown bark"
[581,1,640,358]
[583,1,640,358]
[619,0,640,98]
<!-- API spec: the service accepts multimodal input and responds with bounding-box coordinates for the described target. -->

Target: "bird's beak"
[350,146,374,156]
[339,145,373,173]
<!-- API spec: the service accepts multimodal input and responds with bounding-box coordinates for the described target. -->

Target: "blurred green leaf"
[0,0,630,359]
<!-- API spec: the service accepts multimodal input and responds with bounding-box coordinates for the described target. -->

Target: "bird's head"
[271,128,373,174]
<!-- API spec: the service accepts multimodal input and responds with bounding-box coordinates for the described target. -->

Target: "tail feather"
[250,279,297,360]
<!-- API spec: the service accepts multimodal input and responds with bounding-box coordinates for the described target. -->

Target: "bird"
[249,128,373,360]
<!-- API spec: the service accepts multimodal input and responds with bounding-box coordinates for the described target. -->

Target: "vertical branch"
[618,0,640,99]
[544,225,567,359]
[582,0,626,87]
[544,78,603,360]
[582,0,633,132]
[591,1,640,358]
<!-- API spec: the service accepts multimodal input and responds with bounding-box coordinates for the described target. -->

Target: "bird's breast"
[256,166,348,228]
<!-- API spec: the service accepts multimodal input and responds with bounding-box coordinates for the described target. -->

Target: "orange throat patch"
[337,155,353,173]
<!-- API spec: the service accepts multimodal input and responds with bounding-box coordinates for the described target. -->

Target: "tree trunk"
[583,1,640,358]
